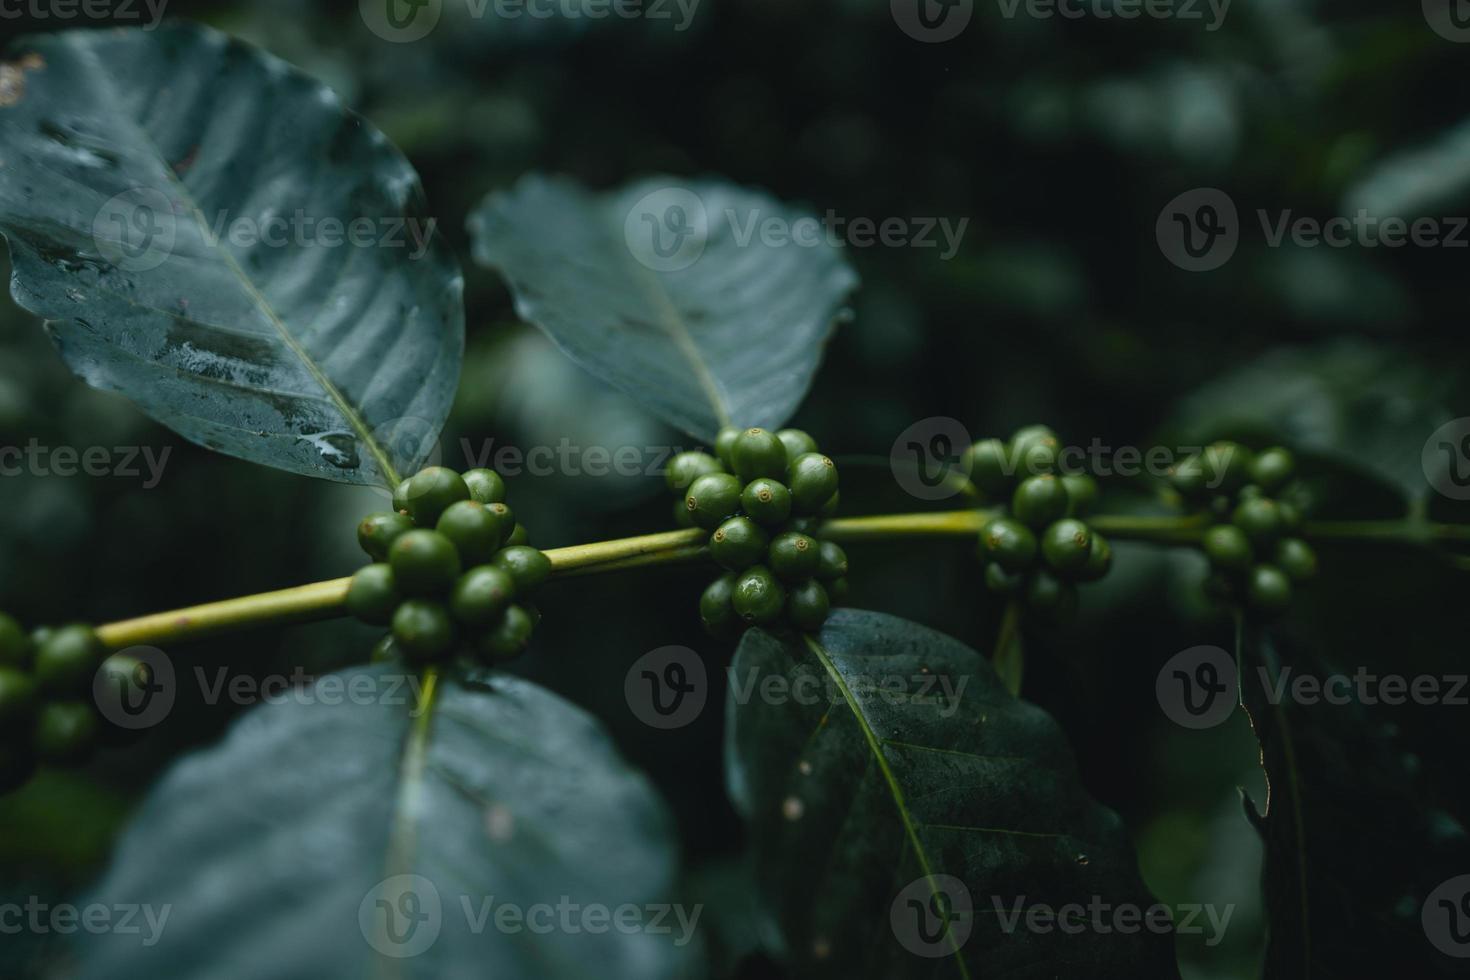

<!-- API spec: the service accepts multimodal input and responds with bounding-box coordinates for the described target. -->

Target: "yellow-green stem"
[92,509,1466,651]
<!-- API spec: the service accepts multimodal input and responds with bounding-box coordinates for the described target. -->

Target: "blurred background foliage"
[2,1,1468,976]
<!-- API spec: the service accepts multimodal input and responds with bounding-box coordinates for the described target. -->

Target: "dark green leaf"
[1240,624,1470,979]
[1165,339,1464,501]
[77,666,696,979]
[468,175,858,442]
[0,24,463,487]
[725,609,1178,978]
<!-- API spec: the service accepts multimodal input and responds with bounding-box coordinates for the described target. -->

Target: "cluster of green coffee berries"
[0,616,143,792]
[666,427,848,636]
[968,425,1113,621]
[1169,443,1316,614]
[348,467,551,665]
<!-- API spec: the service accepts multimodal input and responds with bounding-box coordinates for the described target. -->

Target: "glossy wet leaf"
[725,610,1179,978]
[0,25,463,487]
[468,174,858,442]
[77,666,695,979]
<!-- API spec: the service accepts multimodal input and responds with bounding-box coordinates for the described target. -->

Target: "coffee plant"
[0,17,1466,980]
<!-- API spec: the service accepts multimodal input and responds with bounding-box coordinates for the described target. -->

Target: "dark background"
[2,1,1469,976]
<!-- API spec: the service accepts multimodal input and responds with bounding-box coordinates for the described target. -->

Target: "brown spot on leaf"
[0,53,45,107]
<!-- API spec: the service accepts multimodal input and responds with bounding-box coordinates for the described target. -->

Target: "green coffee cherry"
[1202,442,1253,494]
[1168,454,1208,499]
[732,566,785,625]
[967,438,1013,499]
[493,546,552,593]
[389,530,463,597]
[982,517,1038,572]
[1061,474,1098,517]
[984,563,1024,595]
[1012,425,1059,476]
[478,605,535,663]
[1247,564,1292,614]
[400,467,471,526]
[740,478,793,527]
[1232,497,1283,548]
[786,580,830,632]
[34,626,103,696]
[1026,572,1078,623]
[462,468,508,505]
[1274,538,1317,582]
[1011,475,1069,529]
[710,517,769,571]
[1041,519,1093,574]
[783,515,821,537]
[0,667,37,729]
[685,473,743,530]
[768,532,820,580]
[346,564,402,626]
[1075,533,1113,582]
[392,478,414,515]
[451,566,517,626]
[437,501,510,565]
[715,426,741,469]
[358,512,415,562]
[672,499,695,529]
[788,453,839,514]
[34,701,98,766]
[816,541,848,582]
[776,429,819,461]
[1202,525,1253,574]
[818,489,841,518]
[1250,447,1295,494]
[0,613,30,669]
[731,427,789,482]
[0,742,35,794]
[505,523,530,547]
[1276,501,1303,533]
[699,574,741,638]
[827,577,850,604]
[392,600,457,662]
[666,452,724,494]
